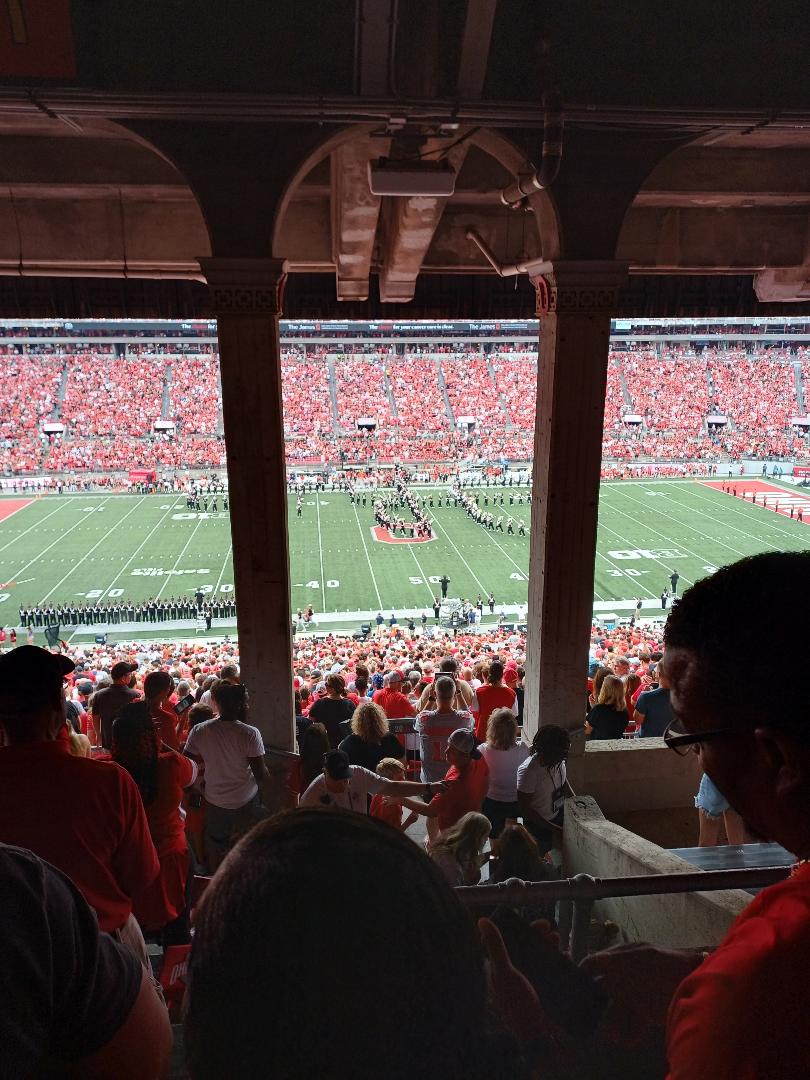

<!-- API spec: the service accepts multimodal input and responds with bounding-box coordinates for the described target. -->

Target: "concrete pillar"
[200,257,295,751]
[522,262,628,772]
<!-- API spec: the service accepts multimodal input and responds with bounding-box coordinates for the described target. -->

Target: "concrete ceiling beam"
[331,134,389,301]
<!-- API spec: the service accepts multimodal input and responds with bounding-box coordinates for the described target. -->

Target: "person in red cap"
[0,646,160,967]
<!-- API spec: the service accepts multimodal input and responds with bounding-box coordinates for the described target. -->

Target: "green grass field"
[0,479,808,634]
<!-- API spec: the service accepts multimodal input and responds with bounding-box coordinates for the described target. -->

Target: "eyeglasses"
[663,721,746,756]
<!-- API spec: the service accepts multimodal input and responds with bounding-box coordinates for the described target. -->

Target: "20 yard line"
[37,496,147,603]
[102,501,184,597]
[350,500,383,610]
[7,496,114,584]
[315,494,327,611]
[155,515,207,599]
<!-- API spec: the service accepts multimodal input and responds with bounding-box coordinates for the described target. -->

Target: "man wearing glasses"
[589,551,810,1076]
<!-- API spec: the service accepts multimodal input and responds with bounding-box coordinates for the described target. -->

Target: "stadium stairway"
[216,368,225,435]
[436,358,455,424]
[160,361,172,420]
[382,365,399,421]
[51,361,70,419]
[793,360,807,414]
[326,355,341,433]
[615,358,634,409]
[487,358,515,431]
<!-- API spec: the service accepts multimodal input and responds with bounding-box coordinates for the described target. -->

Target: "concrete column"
[522,262,628,765]
[200,257,294,751]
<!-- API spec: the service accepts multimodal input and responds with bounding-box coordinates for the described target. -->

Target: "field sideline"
[0,479,808,630]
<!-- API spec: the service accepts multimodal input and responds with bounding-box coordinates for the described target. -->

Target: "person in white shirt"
[477,707,530,839]
[199,663,240,710]
[516,724,574,856]
[300,750,445,813]
[184,681,269,870]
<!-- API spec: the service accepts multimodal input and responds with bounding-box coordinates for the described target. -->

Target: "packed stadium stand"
[1,324,809,474]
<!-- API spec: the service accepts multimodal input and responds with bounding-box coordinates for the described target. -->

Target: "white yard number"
[221,583,234,592]
[0,592,8,604]
[703,565,718,574]
[510,572,528,581]
[326,580,339,588]
[305,580,340,589]
[108,589,124,598]
[409,576,423,585]
[608,548,686,560]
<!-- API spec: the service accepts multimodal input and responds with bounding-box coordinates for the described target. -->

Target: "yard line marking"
[597,512,688,589]
[405,542,437,605]
[0,499,71,555]
[38,496,147,603]
[686,482,810,548]
[7,496,114,584]
[213,542,233,598]
[614,486,755,561]
[104,501,190,596]
[429,514,491,597]
[156,515,206,599]
[350,500,383,610]
[315,494,327,611]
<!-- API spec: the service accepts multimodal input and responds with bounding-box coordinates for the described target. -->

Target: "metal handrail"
[457,866,793,962]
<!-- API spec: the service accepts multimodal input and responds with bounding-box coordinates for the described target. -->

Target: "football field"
[0,478,809,633]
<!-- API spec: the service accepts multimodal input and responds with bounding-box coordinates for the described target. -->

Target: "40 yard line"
[350,499,383,611]
[315,494,327,611]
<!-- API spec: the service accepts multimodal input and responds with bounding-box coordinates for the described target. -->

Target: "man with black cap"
[0,646,159,968]
[89,660,139,749]
[300,749,446,813]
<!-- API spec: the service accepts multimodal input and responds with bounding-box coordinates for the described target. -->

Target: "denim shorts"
[695,773,730,818]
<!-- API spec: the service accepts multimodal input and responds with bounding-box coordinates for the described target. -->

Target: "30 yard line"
[350,500,383,610]
[213,542,233,599]
[315,494,327,611]
[37,496,147,603]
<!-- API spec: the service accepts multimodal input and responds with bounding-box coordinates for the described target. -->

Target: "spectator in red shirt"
[0,646,159,967]
[144,669,183,750]
[369,757,419,831]
[398,728,490,833]
[482,552,810,1078]
[372,669,416,720]
[112,700,198,944]
[472,659,518,742]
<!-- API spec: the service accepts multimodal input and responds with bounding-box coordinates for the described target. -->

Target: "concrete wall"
[579,738,702,848]
[562,796,750,949]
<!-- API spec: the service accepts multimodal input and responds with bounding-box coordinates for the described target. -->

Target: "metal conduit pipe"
[500,89,564,207]
[465,228,552,278]
[457,866,792,907]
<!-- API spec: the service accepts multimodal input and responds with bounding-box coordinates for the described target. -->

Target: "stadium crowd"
[2,553,809,1076]
[1,340,809,472]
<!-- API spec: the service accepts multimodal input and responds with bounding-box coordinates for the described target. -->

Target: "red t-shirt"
[372,688,416,720]
[370,792,403,829]
[430,759,490,832]
[0,739,159,932]
[145,751,196,857]
[666,862,810,1078]
[473,684,517,742]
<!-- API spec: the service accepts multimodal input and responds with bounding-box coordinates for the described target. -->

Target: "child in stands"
[370,757,419,832]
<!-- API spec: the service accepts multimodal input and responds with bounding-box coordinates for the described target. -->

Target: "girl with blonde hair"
[586,673,630,740]
[429,811,491,886]
[339,700,405,771]
[478,706,529,838]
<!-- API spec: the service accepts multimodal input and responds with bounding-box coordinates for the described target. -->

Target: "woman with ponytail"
[183,681,271,870]
[112,700,197,942]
